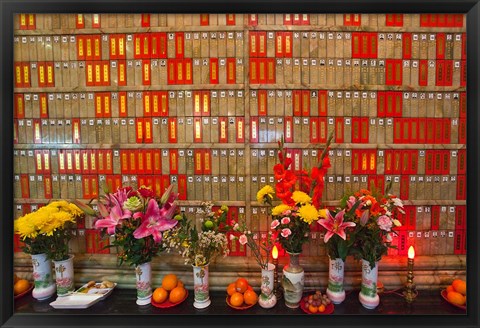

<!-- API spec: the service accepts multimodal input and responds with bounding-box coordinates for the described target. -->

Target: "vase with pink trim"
[359,259,380,309]
[135,261,152,306]
[31,253,56,300]
[326,257,346,304]
[53,255,75,296]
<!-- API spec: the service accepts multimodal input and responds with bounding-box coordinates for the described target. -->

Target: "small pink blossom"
[346,196,357,209]
[271,219,280,229]
[377,215,393,231]
[281,228,292,238]
[238,234,248,245]
[281,217,290,225]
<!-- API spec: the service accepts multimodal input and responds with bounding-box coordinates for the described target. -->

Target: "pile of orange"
[13,274,30,296]
[226,278,258,307]
[446,279,467,306]
[152,274,187,304]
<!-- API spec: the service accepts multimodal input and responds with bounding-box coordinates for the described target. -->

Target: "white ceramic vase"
[282,252,304,308]
[258,263,277,309]
[53,255,75,296]
[135,261,152,306]
[31,253,56,300]
[359,259,380,309]
[192,263,211,309]
[326,257,346,304]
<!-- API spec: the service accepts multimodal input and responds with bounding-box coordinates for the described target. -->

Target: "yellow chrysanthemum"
[272,204,292,216]
[318,209,328,219]
[298,204,319,225]
[256,185,274,204]
[292,191,312,204]
[67,203,83,217]
[14,217,37,239]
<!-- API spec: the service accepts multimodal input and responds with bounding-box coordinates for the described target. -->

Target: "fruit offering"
[152,274,187,305]
[302,290,332,313]
[226,278,258,309]
[445,279,466,307]
[13,275,31,296]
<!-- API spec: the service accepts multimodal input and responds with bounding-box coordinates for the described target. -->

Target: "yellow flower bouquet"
[14,200,82,261]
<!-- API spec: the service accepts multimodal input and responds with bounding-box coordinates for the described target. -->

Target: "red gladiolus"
[284,157,293,169]
[274,163,286,180]
[275,182,294,205]
[283,170,297,188]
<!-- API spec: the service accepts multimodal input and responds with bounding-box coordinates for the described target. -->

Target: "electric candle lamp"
[272,246,281,299]
[404,246,417,303]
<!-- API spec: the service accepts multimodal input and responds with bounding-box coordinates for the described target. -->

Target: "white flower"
[386,233,393,242]
[233,223,240,231]
[229,234,236,241]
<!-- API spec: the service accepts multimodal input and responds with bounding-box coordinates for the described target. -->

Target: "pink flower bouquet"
[75,184,179,266]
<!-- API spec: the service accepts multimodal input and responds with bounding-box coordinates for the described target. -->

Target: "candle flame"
[272,245,278,259]
[408,246,415,259]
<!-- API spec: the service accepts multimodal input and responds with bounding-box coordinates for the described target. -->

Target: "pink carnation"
[271,219,280,230]
[377,215,393,231]
[281,217,290,225]
[281,228,292,238]
[239,234,248,245]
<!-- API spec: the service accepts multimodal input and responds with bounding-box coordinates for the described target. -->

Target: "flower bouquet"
[75,184,179,305]
[346,186,404,268]
[14,200,82,297]
[264,131,334,308]
[344,185,404,309]
[163,201,229,308]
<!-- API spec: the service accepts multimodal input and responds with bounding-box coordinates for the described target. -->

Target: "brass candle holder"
[403,246,417,303]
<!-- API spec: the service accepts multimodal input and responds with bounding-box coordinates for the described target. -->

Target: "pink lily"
[133,198,178,243]
[318,210,356,243]
[94,201,132,235]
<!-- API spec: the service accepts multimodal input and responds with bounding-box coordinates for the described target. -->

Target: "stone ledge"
[14,253,466,291]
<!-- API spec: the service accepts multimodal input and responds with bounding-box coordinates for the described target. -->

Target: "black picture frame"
[1,1,479,328]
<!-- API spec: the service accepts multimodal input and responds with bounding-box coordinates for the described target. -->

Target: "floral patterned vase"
[135,261,152,306]
[192,263,211,309]
[258,263,277,309]
[53,255,75,296]
[359,259,380,309]
[31,253,56,300]
[282,252,304,308]
[326,257,346,304]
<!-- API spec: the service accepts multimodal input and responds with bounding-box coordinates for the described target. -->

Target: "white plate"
[74,282,117,300]
[49,294,103,309]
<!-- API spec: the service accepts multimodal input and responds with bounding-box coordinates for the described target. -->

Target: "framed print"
[1,1,479,328]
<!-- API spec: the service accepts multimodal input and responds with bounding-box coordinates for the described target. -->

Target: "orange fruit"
[162,274,178,291]
[227,283,236,296]
[14,274,19,284]
[308,304,318,313]
[177,280,184,289]
[244,289,258,305]
[152,287,168,304]
[13,279,30,296]
[318,304,326,313]
[452,279,466,296]
[247,285,253,291]
[169,286,187,303]
[447,291,466,306]
[230,292,244,307]
[446,285,454,293]
[235,278,249,293]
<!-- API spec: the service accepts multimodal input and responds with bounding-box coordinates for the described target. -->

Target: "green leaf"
[72,200,96,216]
